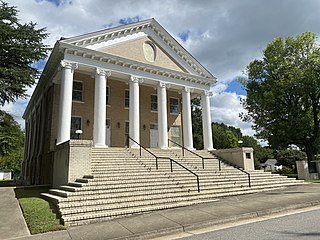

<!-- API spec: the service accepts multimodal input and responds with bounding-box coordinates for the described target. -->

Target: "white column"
[57,60,78,145]
[157,82,168,149]
[129,76,141,148]
[93,68,110,147]
[182,87,194,149]
[201,90,213,150]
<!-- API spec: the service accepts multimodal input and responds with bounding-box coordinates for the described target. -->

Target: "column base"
[160,146,168,150]
[94,144,108,148]
[130,144,140,149]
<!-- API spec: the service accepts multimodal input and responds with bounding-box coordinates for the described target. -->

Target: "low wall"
[212,147,255,171]
[53,140,92,188]
[296,160,320,180]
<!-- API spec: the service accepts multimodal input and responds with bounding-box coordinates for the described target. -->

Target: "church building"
[22,19,216,185]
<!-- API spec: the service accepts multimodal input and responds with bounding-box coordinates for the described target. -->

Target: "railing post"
[218,159,221,171]
[248,174,251,187]
[156,157,158,170]
[197,176,200,192]
[139,145,141,157]
[170,159,173,172]
[202,158,204,169]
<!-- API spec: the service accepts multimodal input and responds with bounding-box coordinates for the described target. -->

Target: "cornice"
[59,42,216,87]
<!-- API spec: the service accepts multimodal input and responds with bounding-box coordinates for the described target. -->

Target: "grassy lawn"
[305,179,320,183]
[14,187,65,234]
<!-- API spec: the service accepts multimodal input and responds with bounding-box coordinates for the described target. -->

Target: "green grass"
[305,179,320,183]
[14,187,65,234]
[0,180,13,187]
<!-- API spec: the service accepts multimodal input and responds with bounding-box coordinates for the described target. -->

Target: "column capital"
[130,76,144,84]
[158,82,171,89]
[95,68,111,77]
[202,90,213,96]
[60,60,78,71]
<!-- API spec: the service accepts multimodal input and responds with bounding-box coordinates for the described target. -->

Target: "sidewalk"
[4,183,320,240]
[0,187,30,240]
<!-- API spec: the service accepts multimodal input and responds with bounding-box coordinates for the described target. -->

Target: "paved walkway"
[3,184,320,240]
[0,187,30,240]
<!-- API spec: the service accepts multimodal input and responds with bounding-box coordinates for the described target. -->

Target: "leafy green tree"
[241,32,320,164]
[0,110,24,174]
[191,98,204,149]
[0,1,49,106]
[212,122,239,149]
[275,149,306,168]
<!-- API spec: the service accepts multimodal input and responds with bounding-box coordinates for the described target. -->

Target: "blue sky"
[5,0,320,137]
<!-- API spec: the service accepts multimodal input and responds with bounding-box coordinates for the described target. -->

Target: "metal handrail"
[128,136,200,192]
[128,136,159,169]
[168,139,251,188]
[217,157,251,188]
[168,139,221,170]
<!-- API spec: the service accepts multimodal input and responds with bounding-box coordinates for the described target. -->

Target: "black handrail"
[128,136,159,169]
[168,139,221,170]
[158,157,200,192]
[128,136,200,192]
[168,139,251,188]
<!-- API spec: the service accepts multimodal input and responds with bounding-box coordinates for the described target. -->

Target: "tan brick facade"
[50,71,182,149]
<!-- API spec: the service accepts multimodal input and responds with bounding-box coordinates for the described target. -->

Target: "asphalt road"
[179,209,320,240]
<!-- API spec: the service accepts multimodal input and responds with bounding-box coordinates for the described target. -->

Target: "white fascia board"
[87,32,147,51]
[61,19,153,44]
[64,53,211,91]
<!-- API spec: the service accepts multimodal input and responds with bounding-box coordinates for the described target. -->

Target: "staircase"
[41,148,214,226]
[42,147,304,226]
[133,148,303,197]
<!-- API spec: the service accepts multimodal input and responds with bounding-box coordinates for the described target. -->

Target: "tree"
[212,122,239,149]
[191,98,204,149]
[275,149,306,168]
[0,110,24,174]
[241,32,320,164]
[0,1,49,106]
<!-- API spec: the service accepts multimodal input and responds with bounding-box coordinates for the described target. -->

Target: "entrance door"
[171,126,181,147]
[106,119,111,146]
[150,123,158,148]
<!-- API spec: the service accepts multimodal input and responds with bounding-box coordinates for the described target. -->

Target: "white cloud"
[5,0,320,137]
[210,92,255,136]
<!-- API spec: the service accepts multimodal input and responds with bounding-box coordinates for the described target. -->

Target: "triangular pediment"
[60,19,215,79]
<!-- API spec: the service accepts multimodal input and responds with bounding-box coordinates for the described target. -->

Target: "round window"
[143,42,156,62]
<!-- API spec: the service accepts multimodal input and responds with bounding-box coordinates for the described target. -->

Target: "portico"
[56,60,214,150]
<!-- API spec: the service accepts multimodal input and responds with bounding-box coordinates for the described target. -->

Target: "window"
[72,81,83,102]
[106,86,110,105]
[125,90,129,108]
[70,116,82,139]
[169,97,179,114]
[150,123,158,130]
[151,94,157,112]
